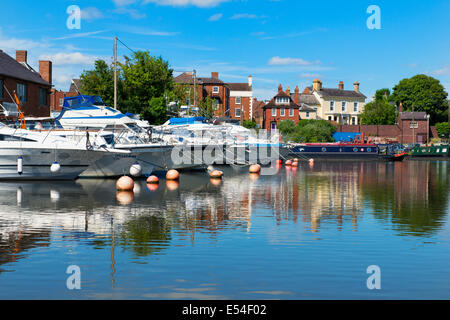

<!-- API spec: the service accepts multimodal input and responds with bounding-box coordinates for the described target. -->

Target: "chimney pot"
[338,81,344,90]
[278,84,283,93]
[211,72,219,79]
[353,81,360,92]
[313,79,322,91]
[248,75,252,87]
[39,60,52,85]
[294,86,299,105]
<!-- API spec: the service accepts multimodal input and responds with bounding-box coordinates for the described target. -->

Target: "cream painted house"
[295,79,367,125]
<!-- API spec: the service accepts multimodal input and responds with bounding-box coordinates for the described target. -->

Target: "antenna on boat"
[114,36,118,110]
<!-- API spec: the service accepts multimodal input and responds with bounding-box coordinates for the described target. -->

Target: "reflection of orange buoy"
[166,169,180,180]
[146,175,159,184]
[166,180,179,191]
[116,191,134,205]
[210,170,223,179]
[249,164,261,173]
[147,183,159,192]
[116,176,134,191]
[294,158,298,162]
[249,173,260,181]
[210,178,222,186]
[285,160,292,166]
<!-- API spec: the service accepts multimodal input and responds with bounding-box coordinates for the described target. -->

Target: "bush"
[277,119,336,143]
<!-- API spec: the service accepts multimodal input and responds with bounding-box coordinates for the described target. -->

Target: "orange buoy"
[249,164,261,173]
[294,158,299,162]
[285,160,292,166]
[116,176,134,191]
[166,169,180,181]
[166,180,179,191]
[146,175,159,184]
[292,161,298,167]
[116,191,134,205]
[210,170,223,179]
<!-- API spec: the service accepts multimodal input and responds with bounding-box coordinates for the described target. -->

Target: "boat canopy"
[169,117,207,125]
[63,95,105,109]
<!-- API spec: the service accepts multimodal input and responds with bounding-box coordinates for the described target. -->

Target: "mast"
[114,36,117,110]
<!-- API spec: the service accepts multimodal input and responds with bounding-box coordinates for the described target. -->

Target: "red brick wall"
[0,76,50,117]
[50,90,78,111]
[264,107,299,130]
[202,84,229,117]
[229,96,251,121]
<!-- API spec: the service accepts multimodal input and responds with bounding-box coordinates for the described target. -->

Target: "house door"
[271,122,277,132]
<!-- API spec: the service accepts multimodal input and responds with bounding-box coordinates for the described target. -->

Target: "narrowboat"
[288,142,406,161]
[409,145,449,159]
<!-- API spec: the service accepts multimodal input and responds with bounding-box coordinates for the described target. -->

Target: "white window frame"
[280,108,285,116]
[289,108,294,117]
[235,108,241,118]
[272,108,277,117]
[354,102,358,112]
[59,98,64,107]
[330,100,334,111]
[342,101,346,112]
[212,86,219,94]
[235,97,241,105]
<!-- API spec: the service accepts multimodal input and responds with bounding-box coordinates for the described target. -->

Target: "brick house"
[49,78,80,114]
[263,84,301,131]
[174,71,230,118]
[228,76,253,122]
[0,50,52,118]
[252,98,266,129]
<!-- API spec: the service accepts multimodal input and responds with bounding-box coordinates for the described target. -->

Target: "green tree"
[360,89,397,125]
[120,51,174,125]
[435,122,450,138]
[277,120,297,141]
[392,74,448,124]
[243,120,257,129]
[278,119,336,143]
[80,60,120,107]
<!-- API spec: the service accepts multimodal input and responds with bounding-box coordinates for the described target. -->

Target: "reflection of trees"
[361,161,449,237]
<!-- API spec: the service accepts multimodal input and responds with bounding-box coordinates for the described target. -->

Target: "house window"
[354,102,358,112]
[17,83,27,103]
[342,101,346,112]
[59,98,64,107]
[39,88,47,106]
[212,86,219,94]
[275,97,289,104]
[328,116,332,121]
[272,108,277,117]
[0,79,3,99]
[235,108,241,117]
[212,99,219,111]
[289,108,294,117]
[351,117,356,125]
[280,108,285,116]
[330,101,334,111]
[306,111,310,118]
[235,97,241,104]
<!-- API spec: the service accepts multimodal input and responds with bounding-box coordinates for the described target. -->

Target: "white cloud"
[430,66,450,76]
[0,30,47,52]
[39,52,100,66]
[208,13,223,21]
[142,0,229,7]
[112,0,138,6]
[113,7,147,19]
[268,56,321,66]
[81,7,104,21]
[230,13,265,20]
[300,73,321,78]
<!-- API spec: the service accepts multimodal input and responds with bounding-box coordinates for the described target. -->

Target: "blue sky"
[0,0,449,100]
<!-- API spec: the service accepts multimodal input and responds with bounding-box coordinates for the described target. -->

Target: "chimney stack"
[248,75,253,87]
[313,79,322,91]
[353,81,360,92]
[286,87,290,96]
[278,84,283,93]
[294,86,300,105]
[39,60,52,85]
[211,72,219,79]
[338,81,344,90]
[16,50,27,64]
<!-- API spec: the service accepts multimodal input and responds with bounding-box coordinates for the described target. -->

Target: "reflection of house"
[0,50,51,118]
[304,79,367,125]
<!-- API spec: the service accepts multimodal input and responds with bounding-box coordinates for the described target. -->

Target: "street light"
[427,114,430,145]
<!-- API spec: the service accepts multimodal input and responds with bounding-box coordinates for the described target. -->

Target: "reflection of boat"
[288,142,406,161]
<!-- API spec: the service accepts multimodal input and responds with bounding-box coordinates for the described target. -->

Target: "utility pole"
[114,36,117,110]
[193,69,197,115]
[412,105,415,145]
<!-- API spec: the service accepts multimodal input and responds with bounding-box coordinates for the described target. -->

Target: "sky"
[0,0,449,101]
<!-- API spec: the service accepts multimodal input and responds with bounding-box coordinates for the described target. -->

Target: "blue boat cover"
[63,95,104,109]
[333,132,361,142]
[169,117,206,125]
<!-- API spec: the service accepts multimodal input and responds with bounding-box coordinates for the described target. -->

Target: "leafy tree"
[80,60,121,107]
[278,119,336,143]
[277,120,297,141]
[392,74,448,124]
[360,89,397,125]
[435,122,450,138]
[119,51,174,125]
[243,120,257,129]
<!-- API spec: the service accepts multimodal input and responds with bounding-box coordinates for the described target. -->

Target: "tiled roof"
[290,93,320,105]
[69,79,82,92]
[264,91,300,109]
[174,72,226,86]
[228,83,252,91]
[317,88,366,99]
[299,103,317,112]
[400,112,428,120]
[0,50,51,86]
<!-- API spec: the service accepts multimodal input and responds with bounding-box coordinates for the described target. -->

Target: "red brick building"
[263,84,301,131]
[228,76,253,122]
[174,72,230,118]
[0,50,52,118]
[49,79,80,114]
[252,98,266,129]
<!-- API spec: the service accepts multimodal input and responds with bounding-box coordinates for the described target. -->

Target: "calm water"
[0,160,449,300]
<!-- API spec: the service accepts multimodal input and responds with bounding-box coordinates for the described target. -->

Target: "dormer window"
[275,97,289,104]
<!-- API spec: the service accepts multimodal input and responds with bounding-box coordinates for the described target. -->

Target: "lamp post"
[427,114,430,145]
